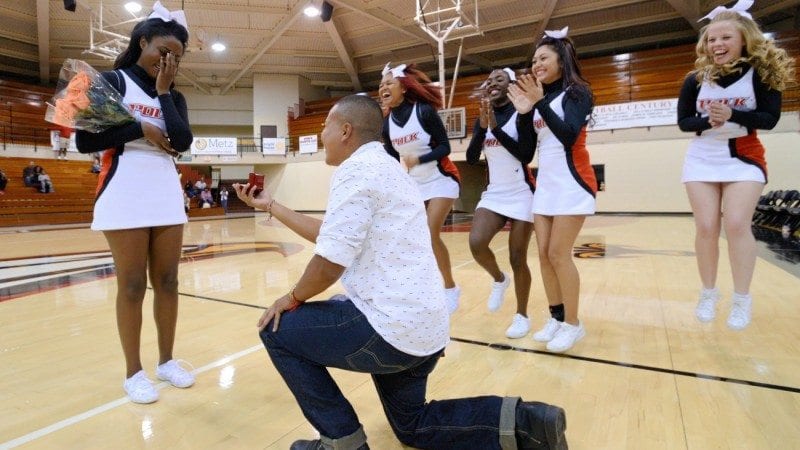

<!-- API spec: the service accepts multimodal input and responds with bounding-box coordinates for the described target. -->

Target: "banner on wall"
[298,135,318,154]
[262,137,287,155]
[588,98,678,131]
[190,137,238,155]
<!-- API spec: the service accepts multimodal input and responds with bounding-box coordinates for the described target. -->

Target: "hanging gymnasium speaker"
[63,0,77,11]
[321,1,333,22]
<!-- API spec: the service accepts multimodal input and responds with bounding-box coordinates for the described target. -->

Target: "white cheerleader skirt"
[416,173,460,201]
[476,182,534,222]
[681,134,766,183]
[532,150,596,216]
[92,148,187,230]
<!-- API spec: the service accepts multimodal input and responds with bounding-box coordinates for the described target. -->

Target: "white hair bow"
[381,62,407,78]
[149,1,189,32]
[502,68,516,81]
[544,26,568,39]
[698,0,753,22]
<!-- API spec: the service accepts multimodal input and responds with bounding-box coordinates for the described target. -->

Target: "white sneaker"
[445,286,461,314]
[124,370,158,404]
[727,294,752,330]
[487,273,511,312]
[695,287,719,322]
[505,314,531,339]
[532,317,562,342]
[546,322,585,353]
[156,360,195,388]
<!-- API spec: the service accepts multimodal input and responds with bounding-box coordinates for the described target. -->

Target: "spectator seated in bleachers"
[0,168,7,195]
[199,187,214,208]
[22,161,42,187]
[184,181,197,198]
[194,178,207,191]
[37,169,54,194]
[184,191,190,213]
[91,154,102,174]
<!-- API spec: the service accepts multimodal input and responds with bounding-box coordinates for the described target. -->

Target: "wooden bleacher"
[0,157,238,226]
[0,157,98,227]
[187,204,226,218]
[0,79,54,148]
[288,31,800,146]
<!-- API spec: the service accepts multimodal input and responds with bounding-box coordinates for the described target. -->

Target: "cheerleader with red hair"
[380,63,461,313]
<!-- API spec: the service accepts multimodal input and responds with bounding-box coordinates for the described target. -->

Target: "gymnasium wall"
[182,89,253,127]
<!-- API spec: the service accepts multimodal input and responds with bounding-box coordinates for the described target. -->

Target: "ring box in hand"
[248,173,264,195]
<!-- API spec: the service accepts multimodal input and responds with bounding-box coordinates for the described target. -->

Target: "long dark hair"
[396,64,443,110]
[535,36,593,102]
[114,18,189,70]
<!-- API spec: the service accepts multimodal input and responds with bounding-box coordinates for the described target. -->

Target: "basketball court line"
[0,344,264,450]
[173,237,800,395]
[174,290,800,395]
[448,337,800,394]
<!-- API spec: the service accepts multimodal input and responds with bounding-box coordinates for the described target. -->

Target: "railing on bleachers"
[0,124,52,150]
[1,78,55,150]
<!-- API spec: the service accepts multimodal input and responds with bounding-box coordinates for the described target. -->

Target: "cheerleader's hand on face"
[156,53,178,95]
[233,182,273,211]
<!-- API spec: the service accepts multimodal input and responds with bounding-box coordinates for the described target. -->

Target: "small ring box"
[248,172,264,195]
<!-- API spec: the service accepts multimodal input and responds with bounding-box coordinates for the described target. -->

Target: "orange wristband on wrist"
[286,287,303,311]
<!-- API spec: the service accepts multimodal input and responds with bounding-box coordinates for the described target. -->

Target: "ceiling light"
[304,5,321,17]
[211,42,226,52]
[124,2,142,13]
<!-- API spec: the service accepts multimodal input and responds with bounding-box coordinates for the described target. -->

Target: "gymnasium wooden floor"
[1,214,799,450]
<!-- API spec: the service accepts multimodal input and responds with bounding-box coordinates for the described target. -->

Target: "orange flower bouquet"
[45,59,134,133]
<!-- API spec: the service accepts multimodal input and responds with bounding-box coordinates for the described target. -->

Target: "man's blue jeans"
[260,298,519,450]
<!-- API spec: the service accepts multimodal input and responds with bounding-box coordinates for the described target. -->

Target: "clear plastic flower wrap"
[45,59,135,133]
